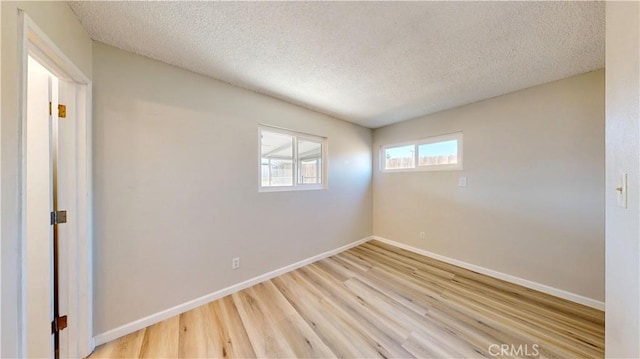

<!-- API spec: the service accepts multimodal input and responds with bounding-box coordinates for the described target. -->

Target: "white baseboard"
[95,234,603,347]
[372,236,605,311]
[87,337,95,358]
[93,236,373,346]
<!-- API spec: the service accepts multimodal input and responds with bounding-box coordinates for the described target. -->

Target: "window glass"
[384,145,416,170]
[298,139,322,185]
[261,131,293,187]
[418,140,458,166]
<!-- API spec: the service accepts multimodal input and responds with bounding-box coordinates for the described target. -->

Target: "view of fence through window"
[261,159,293,186]
[382,133,462,171]
[261,131,294,186]
[384,145,415,169]
[297,139,322,184]
[260,127,326,189]
[418,140,458,166]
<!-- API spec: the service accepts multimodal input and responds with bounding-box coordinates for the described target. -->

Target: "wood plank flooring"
[90,241,604,358]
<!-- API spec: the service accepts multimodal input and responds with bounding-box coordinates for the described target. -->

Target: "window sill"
[259,185,327,193]
[381,165,463,173]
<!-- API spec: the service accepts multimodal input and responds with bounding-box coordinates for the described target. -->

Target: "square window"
[260,126,327,191]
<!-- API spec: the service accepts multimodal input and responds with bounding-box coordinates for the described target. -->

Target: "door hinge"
[58,104,66,118]
[50,210,67,225]
[49,102,67,118]
[51,315,68,334]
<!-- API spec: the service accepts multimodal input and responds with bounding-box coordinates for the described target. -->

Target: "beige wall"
[373,70,605,302]
[0,2,92,357]
[91,42,372,335]
[605,2,640,357]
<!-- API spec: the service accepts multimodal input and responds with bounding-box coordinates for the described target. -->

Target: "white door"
[56,79,76,359]
[25,56,72,358]
[25,55,56,358]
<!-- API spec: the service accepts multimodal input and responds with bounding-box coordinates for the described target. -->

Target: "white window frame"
[381,132,463,173]
[259,125,328,192]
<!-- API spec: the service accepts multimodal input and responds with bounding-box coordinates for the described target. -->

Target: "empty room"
[1,1,639,358]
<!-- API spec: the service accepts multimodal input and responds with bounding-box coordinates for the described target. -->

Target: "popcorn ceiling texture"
[68,1,604,128]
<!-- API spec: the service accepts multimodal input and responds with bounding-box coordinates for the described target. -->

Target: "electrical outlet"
[458,177,468,187]
[232,257,240,270]
[419,232,426,240]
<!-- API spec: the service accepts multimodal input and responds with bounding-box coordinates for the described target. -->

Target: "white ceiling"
[69,1,604,129]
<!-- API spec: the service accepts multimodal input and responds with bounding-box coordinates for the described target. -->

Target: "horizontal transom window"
[381,132,463,172]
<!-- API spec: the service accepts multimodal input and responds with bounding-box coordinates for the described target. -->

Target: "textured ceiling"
[69,1,604,128]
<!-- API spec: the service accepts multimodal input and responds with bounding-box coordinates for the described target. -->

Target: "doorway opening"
[18,11,93,358]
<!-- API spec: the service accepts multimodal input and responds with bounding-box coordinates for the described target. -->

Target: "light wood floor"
[90,241,604,358]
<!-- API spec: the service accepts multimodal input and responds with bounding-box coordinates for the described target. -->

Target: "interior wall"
[0,2,92,357]
[0,3,3,355]
[605,2,640,357]
[91,42,372,336]
[373,70,605,303]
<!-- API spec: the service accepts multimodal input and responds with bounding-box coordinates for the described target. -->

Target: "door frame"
[0,2,3,356]
[17,11,93,358]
